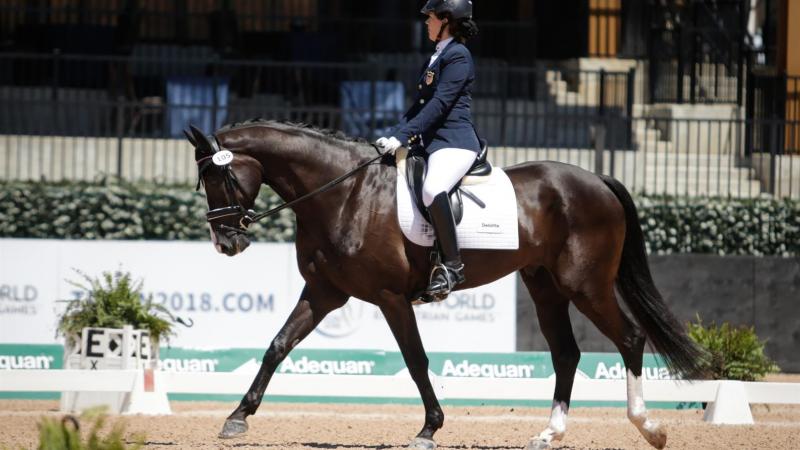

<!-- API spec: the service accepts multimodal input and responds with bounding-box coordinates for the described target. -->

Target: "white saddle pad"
[396,157,519,250]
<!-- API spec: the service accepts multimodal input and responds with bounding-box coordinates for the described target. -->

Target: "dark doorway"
[535,0,588,59]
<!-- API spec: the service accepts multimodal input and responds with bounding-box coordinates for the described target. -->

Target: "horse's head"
[187,125,263,256]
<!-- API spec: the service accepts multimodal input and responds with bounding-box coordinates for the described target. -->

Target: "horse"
[186,120,704,450]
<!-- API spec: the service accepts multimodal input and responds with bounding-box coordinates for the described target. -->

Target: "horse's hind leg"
[219,282,348,439]
[571,286,667,449]
[520,269,580,450]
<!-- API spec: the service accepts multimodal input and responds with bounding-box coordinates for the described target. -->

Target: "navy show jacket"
[392,40,481,154]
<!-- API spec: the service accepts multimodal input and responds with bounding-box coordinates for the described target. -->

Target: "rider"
[376,0,480,299]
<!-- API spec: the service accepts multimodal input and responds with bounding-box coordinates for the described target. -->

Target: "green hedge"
[1,181,798,256]
[638,196,799,256]
[0,180,294,242]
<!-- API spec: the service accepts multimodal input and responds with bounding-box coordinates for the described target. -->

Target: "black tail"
[599,175,707,379]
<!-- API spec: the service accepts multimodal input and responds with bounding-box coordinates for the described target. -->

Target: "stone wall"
[516,254,800,372]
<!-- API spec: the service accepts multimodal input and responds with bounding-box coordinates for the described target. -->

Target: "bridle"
[195,135,256,234]
[195,133,389,235]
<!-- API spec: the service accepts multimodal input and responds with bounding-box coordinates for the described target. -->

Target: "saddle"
[398,139,492,225]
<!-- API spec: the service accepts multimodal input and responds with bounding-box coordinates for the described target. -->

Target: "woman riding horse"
[376,0,480,300]
[187,1,706,448]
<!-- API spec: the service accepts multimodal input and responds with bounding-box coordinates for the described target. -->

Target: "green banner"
[0,344,62,370]
[0,344,697,408]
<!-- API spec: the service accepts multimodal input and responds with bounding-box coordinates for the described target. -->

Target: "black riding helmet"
[420,0,473,20]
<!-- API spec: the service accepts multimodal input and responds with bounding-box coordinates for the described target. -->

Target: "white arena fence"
[2,369,799,425]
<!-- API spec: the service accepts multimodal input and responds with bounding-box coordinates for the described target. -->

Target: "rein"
[197,135,389,233]
[248,147,387,223]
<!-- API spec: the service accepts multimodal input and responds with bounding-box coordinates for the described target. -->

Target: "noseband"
[196,134,389,236]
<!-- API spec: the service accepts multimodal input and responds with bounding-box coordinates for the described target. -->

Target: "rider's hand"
[375,136,402,154]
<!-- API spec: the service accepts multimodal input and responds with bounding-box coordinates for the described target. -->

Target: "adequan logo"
[0,354,54,370]
[159,358,219,372]
[594,362,673,380]
[441,359,535,378]
[279,356,376,375]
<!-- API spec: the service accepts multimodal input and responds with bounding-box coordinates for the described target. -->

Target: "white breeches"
[422,147,478,207]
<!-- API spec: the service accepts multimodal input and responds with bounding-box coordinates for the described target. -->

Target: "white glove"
[375,136,402,154]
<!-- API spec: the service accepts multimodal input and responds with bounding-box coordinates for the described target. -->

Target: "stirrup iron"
[428,263,455,294]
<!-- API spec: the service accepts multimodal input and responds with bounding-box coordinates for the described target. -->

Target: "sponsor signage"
[0,345,675,380]
[0,344,692,408]
[0,239,515,351]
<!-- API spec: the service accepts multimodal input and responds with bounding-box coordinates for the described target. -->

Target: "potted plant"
[687,315,780,382]
[57,269,178,413]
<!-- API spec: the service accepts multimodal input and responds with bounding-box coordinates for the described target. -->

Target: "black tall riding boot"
[425,192,465,297]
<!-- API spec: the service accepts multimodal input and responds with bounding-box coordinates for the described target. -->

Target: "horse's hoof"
[644,427,667,449]
[218,418,248,439]
[525,438,551,450]
[408,437,437,449]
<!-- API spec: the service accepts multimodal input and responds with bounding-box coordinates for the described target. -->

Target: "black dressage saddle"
[405,139,492,225]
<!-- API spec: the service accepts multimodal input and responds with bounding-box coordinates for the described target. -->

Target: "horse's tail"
[599,175,706,379]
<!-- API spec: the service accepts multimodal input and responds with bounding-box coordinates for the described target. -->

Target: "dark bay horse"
[187,120,704,450]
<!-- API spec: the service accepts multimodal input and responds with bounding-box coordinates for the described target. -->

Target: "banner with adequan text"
[0,344,690,408]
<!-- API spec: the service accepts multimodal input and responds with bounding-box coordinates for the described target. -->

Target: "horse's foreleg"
[219,283,348,439]
[521,270,580,450]
[379,295,443,450]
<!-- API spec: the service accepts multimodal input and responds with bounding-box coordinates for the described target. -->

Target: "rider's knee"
[422,186,446,207]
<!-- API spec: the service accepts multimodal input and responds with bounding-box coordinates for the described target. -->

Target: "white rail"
[2,370,799,424]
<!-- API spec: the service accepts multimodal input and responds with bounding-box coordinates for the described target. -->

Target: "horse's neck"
[254,129,373,216]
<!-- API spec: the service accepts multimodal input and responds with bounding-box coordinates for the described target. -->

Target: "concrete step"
[545,76,601,107]
[634,128,664,142]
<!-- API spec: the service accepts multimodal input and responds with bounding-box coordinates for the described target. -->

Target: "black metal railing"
[648,27,747,105]
[1,52,798,199]
[746,72,800,158]
[646,0,749,105]
[5,114,797,198]
[0,52,634,145]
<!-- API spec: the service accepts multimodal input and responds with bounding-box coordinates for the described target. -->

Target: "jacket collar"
[435,37,454,54]
[419,38,458,80]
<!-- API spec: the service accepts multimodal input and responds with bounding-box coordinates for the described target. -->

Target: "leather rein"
[196,135,389,235]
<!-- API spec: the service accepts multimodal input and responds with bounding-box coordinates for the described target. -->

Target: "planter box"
[60,325,158,414]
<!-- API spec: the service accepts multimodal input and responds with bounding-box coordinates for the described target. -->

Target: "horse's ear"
[190,124,215,156]
[184,129,197,147]
[190,125,206,147]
